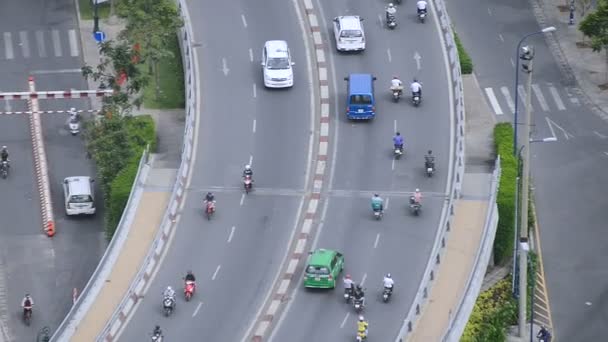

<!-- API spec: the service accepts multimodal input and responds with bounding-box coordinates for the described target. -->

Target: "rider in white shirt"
[410,78,422,97]
[383,274,395,289]
[386,3,397,21]
[343,274,354,289]
[163,286,175,300]
[417,0,428,14]
[390,76,404,94]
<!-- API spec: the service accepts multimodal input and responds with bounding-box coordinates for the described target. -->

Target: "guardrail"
[50,0,199,340]
[50,146,150,340]
[440,157,501,341]
[395,0,466,339]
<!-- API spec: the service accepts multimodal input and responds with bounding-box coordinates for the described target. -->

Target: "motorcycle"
[184,281,196,301]
[372,206,383,220]
[67,115,80,136]
[418,10,427,23]
[425,161,435,177]
[387,13,397,29]
[391,87,402,102]
[205,201,215,220]
[412,93,421,106]
[0,160,8,179]
[382,286,393,302]
[23,306,32,326]
[353,297,364,312]
[394,144,404,159]
[244,175,253,194]
[356,331,367,342]
[163,296,175,316]
[344,287,353,303]
[151,332,163,342]
[409,196,422,216]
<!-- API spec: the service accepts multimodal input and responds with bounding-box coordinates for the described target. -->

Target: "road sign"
[93,31,106,43]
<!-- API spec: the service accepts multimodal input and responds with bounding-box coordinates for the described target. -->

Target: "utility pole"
[518,45,534,338]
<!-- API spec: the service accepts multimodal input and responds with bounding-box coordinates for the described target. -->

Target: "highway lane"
[0,0,105,340]
[447,0,608,338]
[116,0,315,341]
[270,0,452,340]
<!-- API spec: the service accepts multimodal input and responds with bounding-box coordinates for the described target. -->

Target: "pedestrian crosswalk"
[483,83,577,115]
[0,29,80,60]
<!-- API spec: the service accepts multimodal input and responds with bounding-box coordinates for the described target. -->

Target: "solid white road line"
[68,29,79,57]
[249,48,253,62]
[241,14,248,28]
[548,86,566,110]
[340,312,350,328]
[30,68,82,75]
[386,48,392,63]
[228,226,236,243]
[373,233,380,248]
[192,301,203,317]
[532,84,549,111]
[360,273,367,286]
[484,87,503,115]
[240,194,245,206]
[212,265,221,280]
[35,30,46,58]
[500,86,515,114]
[51,30,62,57]
[19,31,30,58]
[252,119,257,133]
[391,158,395,171]
[2,33,13,60]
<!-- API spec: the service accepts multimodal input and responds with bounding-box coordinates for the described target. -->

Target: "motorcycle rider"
[413,188,422,204]
[410,78,422,99]
[21,293,33,316]
[1,146,8,164]
[205,192,215,203]
[393,132,404,152]
[425,150,435,169]
[390,76,403,95]
[153,325,163,337]
[537,326,552,341]
[185,270,196,282]
[383,273,395,294]
[243,164,253,178]
[357,315,369,337]
[416,0,428,15]
[386,3,397,21]
[162,286,176,306]
[371,194,384,213]
[353,284,366,306]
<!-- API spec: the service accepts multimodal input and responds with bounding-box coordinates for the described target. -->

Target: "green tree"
[117,0,183,99]
[579,0,608,79]
[82,39,150,116]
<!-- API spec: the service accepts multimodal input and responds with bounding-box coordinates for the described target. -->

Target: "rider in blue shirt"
[393,132,404,150]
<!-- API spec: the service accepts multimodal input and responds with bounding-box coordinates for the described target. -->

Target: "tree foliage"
[579,0,608,52]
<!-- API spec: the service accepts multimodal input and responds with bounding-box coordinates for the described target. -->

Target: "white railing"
[394,0,466,339]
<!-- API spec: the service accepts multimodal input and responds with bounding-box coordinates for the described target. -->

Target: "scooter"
[373,207,383,220]
[425,161,435,177]
[356,331,367,342]
[151,332,163,342]
[205,201,215,220]
[163,297,175,317]
[409,196,422,216]
[23,307,32,326]
[418,10,427,23]
[344,287,353,302]
[387,14,397,29]
[0,160,8,179]
[353,297,364,312]
[391,87,402,102]
[244,175,253,194]
[382,286,393,302]
[184,281,196,301]
[412,93,421,106]
[394,144,404,159]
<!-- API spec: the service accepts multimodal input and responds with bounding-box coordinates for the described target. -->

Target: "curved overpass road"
[116,0,315,341]
[269,0,452,341]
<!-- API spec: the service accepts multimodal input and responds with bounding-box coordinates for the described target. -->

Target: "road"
[269,0,452,341]
[115,0,315,341]
[447,0,608,339]
[0,1,105,340]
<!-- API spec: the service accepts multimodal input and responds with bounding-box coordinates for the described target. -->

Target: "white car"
[333,16,366,52]
[262,40,294,88]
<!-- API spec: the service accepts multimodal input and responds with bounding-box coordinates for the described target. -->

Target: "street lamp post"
[512,27,556,156]
[93,0,100,33]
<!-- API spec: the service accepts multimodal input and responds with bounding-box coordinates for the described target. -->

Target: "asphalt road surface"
[268,0,451,341]
[0,1,105,341]
[116,0,315,341]
[448,0,608,339]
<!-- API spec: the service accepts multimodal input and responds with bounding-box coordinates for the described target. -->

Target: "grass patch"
[142,34,186,109]
[453,30,474,75]
[78,0,111,20]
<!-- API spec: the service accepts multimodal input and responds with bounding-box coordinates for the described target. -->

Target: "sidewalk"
[534,0,608,116]
[407,74,497,341]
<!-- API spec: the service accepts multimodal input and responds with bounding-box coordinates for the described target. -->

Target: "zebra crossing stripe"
[517,85,534,111]
[500,86,515,114]
[35,30,47,58]
[19,31,30,58]
[484,87,503,115]
[531,84,549,111]
[51,30,62,57]
[68,29,79,57]
[3,33,13,60]
[548,86,566,111]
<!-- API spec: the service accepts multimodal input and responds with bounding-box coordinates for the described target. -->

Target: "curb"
[250,0,329,340]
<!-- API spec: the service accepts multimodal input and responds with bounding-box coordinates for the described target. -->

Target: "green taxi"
[303,249,344,289]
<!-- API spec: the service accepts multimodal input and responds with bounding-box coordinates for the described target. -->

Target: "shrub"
[453,31,473,74]
[106,156,140,239]
[493,123,518,265]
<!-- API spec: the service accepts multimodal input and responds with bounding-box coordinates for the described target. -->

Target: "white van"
[63,176,96,216]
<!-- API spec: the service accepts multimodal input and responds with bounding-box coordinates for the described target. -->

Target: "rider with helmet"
[153,325,163,338]
[21,293,33,316]
[386,3,397,21]
[390,76,403,95]
[357,315,369,337]
[243,164,253,178]
[393,132,404,152]
[425,150,435,170]
[371,194,384,213]
[410,78,422,98]
[353,284,366,306]
[413,189,422,204]
[383,273,395,294]
[185,270,196,282]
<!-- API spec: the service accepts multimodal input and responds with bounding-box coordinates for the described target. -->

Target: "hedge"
[453,31,473,75]
[493,123,518,265]
[104,115,156,239]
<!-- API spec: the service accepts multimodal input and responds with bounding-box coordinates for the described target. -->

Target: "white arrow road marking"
[545,117,574,140]
[414,51,422,70]
[221,58,230,76]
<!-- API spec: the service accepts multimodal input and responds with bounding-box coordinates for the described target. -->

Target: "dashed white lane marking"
[212,265,221,280]
[19,31,30,58]
[501,86,515,113]
[377,14,383,25]
[593,131,607,139]
[360,273,367,286]
[604,152,608,157]
[340,312,350,328]
[3,32,13,60]
[241,14,248,28]
[240,194,245,206]
[51,29,62,57]
[484,87,503,115]
[548,86,566,110]
[249,48,254,62]
[394,119,397,132]
[228,226,236,243]
[252,119,257,133]
[392,157,396,171]
[252,83,257,98]
[192,301,203,317]
[68,29,79,57]
[386,48,392,62]
[498,33,504,42]
[374,233,380,248]
[35,30,46,58]
[532,84,550,111]
[385,197,390,210]
[249,155,253,166]
[510,58,515,68]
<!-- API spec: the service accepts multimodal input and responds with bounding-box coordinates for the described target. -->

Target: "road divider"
[50,0,200,339]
